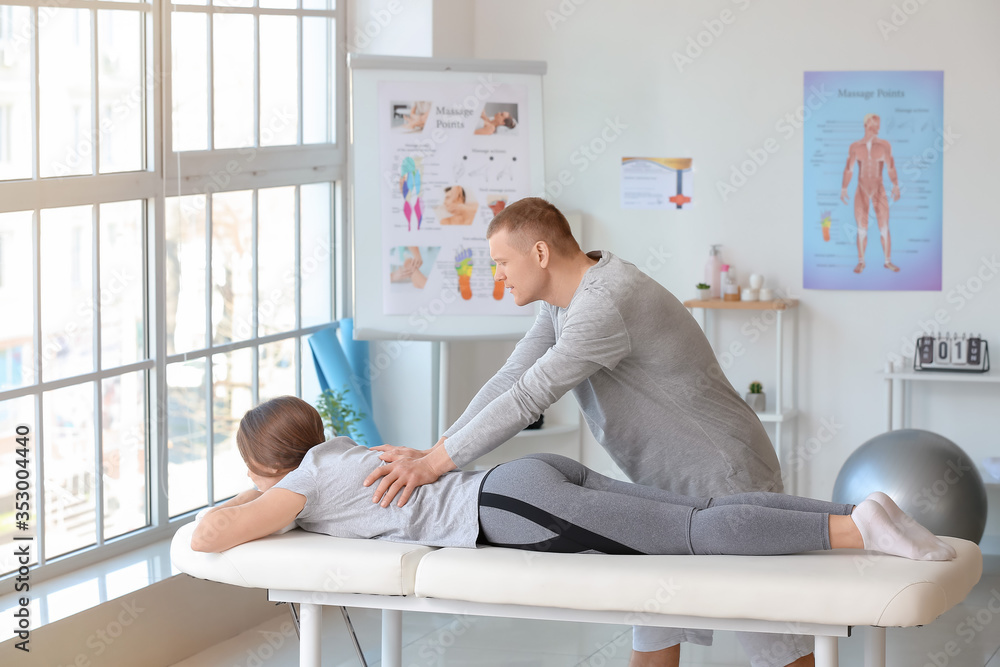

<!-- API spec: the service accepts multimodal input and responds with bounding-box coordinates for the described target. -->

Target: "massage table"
[170,523,981,667]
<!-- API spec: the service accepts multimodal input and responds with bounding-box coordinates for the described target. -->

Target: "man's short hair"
[486,197,580,256]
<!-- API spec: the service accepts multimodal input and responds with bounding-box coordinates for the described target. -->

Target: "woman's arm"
[190,488,306,553]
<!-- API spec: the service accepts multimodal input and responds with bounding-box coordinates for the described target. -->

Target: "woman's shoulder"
[302,436,372,462]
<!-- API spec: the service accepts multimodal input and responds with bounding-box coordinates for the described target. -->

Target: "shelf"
[511,423,579,439]
[755,409,798,423]
[683,298,799,310]
[881,369,999,383]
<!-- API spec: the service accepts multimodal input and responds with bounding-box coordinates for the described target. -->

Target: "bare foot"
[853,261,865,274]
[884,261,900,272]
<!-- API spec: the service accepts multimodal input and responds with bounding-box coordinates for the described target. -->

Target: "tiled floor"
[173,555,1000,667]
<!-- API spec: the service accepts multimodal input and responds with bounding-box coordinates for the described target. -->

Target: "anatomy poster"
[803,71,943,291]
[379,81,533,315]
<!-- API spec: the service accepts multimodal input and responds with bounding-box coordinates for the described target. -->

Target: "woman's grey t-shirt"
[274,438,488,548]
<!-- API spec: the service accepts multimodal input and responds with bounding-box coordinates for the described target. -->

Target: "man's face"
[865,116,880,134]
[489,228,544,306]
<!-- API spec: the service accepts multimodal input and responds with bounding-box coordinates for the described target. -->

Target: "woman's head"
[236,396,326,486]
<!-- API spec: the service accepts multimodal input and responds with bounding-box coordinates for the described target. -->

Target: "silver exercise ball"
[832,429,988,543]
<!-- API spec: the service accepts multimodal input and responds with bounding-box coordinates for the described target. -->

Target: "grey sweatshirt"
[443,251,782,496]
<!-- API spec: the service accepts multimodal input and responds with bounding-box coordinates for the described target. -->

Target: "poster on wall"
[379,81,533,315]
[620,157,694,210]
[803,71,943,291]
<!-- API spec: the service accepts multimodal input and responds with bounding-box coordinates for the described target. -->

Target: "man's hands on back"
[363,437,456,507]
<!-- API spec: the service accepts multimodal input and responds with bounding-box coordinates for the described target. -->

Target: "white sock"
[851,499,954,561]
[865,492,957,559]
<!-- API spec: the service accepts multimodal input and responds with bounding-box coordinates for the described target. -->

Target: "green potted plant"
[745,381,766,412]
[696,282,711,300]
[316,386,368,445]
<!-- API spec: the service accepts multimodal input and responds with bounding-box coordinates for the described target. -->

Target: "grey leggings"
[478,454,855,556]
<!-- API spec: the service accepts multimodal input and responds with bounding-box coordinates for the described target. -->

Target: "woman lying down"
[191,396,956,562]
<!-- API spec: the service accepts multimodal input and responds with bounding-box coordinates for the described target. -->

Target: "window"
[0,0,344,584]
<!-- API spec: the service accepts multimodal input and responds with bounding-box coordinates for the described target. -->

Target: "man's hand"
[372,444,426,463]
[840,187,849,205]
[363,440,455,507]
[891,185,901,202]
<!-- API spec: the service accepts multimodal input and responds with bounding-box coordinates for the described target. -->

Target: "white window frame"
[0,0,347,586]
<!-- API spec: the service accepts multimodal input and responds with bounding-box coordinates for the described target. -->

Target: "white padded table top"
[171,523,434,596]
[172,523,981,630]
[413,537,981,628]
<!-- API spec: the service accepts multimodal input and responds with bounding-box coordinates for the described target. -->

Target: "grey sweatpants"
[479,454,854,557]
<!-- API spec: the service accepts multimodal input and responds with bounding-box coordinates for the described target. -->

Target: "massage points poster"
[803,71,943,291]
[379,81,534,315]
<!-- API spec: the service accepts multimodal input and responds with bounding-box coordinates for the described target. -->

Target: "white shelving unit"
[883,367,1000,431]
[684,298,800,492]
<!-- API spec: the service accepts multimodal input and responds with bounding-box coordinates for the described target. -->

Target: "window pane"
[300,182,331,327]
[259,337,295,403]
[258,186,295,335]
[44,382,97,559]
[212,190,252,344]
[0,6,32,180]
[171,12,208,151]
[0,396,37,576]
[41,206,94,381]
[261,0,297,10]
[40,8,93,178]
[213,14,254,149]
[98,10,144,173]
[301,336,320,405]
[302,17,331,144]
[100,200,144,368]
[0,211,35,389]
[212,348,251,502]
[168,359,207,517]
[260,15,298,146]
[102,372,147,538]
[166,195,207,355]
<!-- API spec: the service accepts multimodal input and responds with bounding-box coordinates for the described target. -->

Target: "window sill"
[0,529,185,642]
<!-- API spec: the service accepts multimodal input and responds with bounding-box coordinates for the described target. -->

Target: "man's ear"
[534,240,551,268]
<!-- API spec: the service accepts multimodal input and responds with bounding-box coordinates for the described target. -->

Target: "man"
[841,113,901,274]
[364,197,813,667]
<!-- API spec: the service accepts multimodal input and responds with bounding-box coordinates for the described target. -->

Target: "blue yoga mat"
[307,323,382,447]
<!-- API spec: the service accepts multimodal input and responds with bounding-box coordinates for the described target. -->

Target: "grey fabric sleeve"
[441,306,557,439]
[273,466,316,522]
[444,292,631,468]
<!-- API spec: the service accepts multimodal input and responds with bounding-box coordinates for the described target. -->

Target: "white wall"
[464,0,999,538]
[347,0,433,57]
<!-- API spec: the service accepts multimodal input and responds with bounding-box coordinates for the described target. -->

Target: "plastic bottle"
[723,265,741,301]
[718,263,730,299]
[706,244,722,298]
